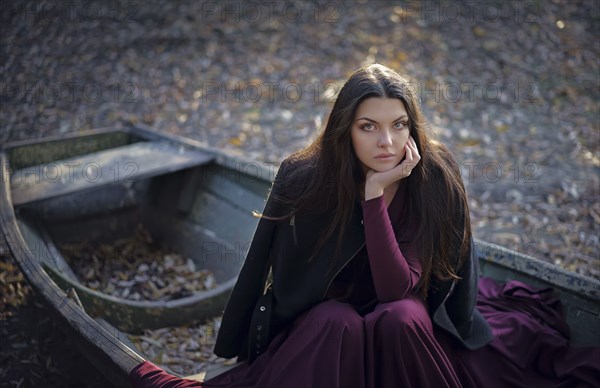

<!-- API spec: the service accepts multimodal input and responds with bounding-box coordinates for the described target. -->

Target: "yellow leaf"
[472,26,486,37]
[228,137,243,146]
[495,124,509,133]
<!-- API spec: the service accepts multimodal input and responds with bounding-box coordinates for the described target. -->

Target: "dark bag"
[247,284,274,363]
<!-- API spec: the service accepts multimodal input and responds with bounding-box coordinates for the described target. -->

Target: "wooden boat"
[1,126,599,386]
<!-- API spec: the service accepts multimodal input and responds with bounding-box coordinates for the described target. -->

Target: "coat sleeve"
[441,236,493,349]
[213,159,291,359]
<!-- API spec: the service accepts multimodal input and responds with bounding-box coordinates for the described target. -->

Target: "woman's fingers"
[409,137,419,156]
[409,137,420,160]
[401,136,420,177]
[402,143,413,176]
[410,136,418,148]
[404,141,413,160]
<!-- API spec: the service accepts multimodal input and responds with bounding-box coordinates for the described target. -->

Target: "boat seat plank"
[10,141,213,206]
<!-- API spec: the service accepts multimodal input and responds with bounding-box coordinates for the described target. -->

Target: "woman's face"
[351,97,411,173]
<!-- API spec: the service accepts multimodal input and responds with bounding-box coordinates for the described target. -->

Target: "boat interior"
[8,129,270,332]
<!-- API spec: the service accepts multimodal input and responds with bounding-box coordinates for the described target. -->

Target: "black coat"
[213,157,494,360]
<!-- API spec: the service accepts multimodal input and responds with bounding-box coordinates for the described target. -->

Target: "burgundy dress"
[130,189,600,387]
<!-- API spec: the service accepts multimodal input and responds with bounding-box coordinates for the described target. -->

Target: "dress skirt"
[129,277,600,388]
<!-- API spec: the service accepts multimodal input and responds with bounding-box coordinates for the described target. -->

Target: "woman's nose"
[377,130,393,147]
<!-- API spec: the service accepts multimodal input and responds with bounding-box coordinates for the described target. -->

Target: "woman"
[130,64,599,387]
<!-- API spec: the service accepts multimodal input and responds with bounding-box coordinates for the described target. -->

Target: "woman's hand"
[364,136,421,200]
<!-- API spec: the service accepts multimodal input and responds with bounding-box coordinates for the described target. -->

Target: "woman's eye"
[360,123,374,131]
[394,121,407,129]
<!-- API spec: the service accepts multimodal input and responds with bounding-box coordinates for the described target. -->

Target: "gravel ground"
[1,0,598,386]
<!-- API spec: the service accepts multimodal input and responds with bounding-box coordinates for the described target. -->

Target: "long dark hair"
[271,64,471,298]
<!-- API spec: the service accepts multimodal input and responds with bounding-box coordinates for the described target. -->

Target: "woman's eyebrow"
[355,115,408,124]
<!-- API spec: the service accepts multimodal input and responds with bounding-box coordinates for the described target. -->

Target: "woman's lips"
[375,153,396,159]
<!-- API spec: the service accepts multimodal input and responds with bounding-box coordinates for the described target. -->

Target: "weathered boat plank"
[11,141,213,206]
[6,128,133,170]
[15,216,79,282]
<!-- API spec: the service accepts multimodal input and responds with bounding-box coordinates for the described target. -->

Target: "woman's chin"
[371,164,396,173]
[376,160,402,172]
[362,159,401,173]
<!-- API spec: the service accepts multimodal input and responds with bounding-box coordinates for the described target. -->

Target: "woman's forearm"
[361,195,421,302]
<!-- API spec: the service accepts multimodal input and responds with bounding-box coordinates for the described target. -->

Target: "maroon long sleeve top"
[362,192,422,302]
